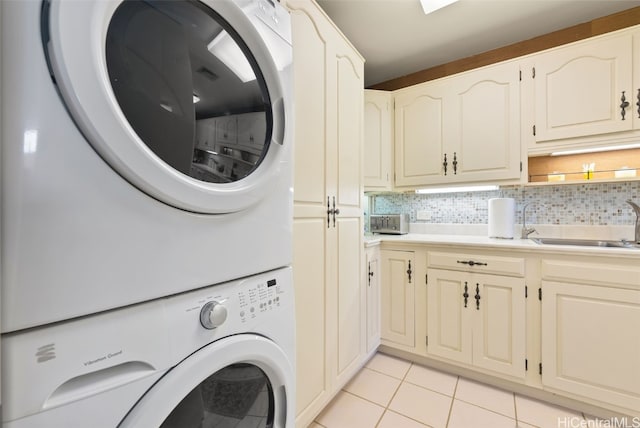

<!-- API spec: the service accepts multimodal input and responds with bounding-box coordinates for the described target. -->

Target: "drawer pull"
[406,260,412,283]
[456,260,488,267]
[475,283,481,310]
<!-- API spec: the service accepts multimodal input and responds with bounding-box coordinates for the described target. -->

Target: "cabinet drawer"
[541,259,640,289]
[428,252,524,277]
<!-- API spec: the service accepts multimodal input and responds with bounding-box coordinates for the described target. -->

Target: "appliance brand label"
[83,349,123,367]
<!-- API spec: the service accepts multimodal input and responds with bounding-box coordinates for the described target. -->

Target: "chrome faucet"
[521,202,537,239]
[626,199,640,244]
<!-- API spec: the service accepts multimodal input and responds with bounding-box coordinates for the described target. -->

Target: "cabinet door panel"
[335,52,363,211]
[427,269,471,364]
[542,281,640,412]
[534,34,633,142]
[450,62,521,181]
[364,90,392,190]
[291,8,327,207]
[366,251,381,353]
[474,276,526,379]
[335,217,363,384]
[293,218,328,414]
[395,86,446,186]
[381,250,415,347]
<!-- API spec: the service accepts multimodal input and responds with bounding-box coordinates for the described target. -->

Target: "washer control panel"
[171,267,291,335]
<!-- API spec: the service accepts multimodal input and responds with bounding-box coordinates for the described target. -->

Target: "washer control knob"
[200,301,228,329]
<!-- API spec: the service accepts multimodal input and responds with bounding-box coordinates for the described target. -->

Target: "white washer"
[0,0,293,332]
[2,267,295,428]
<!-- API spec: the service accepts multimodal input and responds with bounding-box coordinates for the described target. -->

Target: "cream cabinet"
[364,90,393,191]
[288,1,365,426]
[394,60,521,188]
[540,258,640,415]
[195,118,216,150]
[426,251,526,379]
[394,79,447,187]
[531,31,636,147]
[365,245,381,354]
[380,249,416,348]
[215,115,237,146]
[236,112,266,151]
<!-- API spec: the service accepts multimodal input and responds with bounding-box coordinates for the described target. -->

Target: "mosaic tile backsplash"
[371,181,640,226]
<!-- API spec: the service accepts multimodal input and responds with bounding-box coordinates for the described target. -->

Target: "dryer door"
[118,334,294,428]
[45,0,291,213]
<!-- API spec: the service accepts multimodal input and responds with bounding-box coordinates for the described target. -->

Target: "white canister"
[488,198,516,239]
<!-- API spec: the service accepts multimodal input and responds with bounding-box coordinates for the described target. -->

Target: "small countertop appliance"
[370,214,409,234]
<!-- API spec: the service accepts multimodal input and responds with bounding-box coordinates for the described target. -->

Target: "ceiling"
[315,0,639,87]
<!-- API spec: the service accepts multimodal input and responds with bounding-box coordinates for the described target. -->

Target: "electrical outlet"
[416,210,431,221]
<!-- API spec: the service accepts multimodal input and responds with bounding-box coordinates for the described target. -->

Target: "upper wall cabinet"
[394,60,522,188]
[364,90,393,191]
[528,29,640,153]
[394,79,447,187]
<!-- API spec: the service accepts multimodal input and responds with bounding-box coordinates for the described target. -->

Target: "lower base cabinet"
[541,281,640,413]
[380,249,415,348]
[427,268,526,379]
[366,246,381,354]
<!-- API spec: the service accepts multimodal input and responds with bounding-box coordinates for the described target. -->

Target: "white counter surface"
[364,233,640,257]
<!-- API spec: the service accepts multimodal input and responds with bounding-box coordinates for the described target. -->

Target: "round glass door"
[161,363,274,428]
[106,0,271,184]
[117,335,293,428]
[45,0,290,213]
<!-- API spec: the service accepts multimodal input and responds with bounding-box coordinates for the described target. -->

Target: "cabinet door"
[237,112,267,150]
[289,2,333,423]
[448,62,521,182]
[534,33,633,143]
[364,90,393,191]
[473,275,526,379]
[427,269,472,364]
[394,82,447,187]
[381,250,415,347]
[541,281,640,412]
[329,32,365,388]
[366,248,381,354]
[428,269,526,378]
[216,116,238,146]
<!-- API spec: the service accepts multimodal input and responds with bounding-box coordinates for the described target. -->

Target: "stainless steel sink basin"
[531,237,640,249]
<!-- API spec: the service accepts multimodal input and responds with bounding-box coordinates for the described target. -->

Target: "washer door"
[118,335,294,427]
[45,0,290,213]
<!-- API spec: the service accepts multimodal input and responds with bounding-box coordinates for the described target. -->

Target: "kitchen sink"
[531,237,640,249]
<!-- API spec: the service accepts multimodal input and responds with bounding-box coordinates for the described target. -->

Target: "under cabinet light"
[550,143,640,156]
[415,185,498,194]
[419,0,459,15]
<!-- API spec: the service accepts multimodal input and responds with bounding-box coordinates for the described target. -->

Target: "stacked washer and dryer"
[1,0,295,426]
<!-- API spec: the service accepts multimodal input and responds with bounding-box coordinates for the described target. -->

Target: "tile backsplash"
[371,181,640,226]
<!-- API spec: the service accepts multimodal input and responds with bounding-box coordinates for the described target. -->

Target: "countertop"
[364,233,640,257]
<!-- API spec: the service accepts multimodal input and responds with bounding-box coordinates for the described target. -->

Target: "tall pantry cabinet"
[285,1,365,427]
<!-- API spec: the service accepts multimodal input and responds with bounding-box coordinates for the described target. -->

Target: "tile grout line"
[443,375,460,427]
[374,361,414,427]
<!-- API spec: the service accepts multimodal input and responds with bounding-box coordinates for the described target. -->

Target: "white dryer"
[0,0,293,332]
[2,267,295,428]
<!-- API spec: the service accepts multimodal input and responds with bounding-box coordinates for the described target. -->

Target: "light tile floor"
[312,352,588,428]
